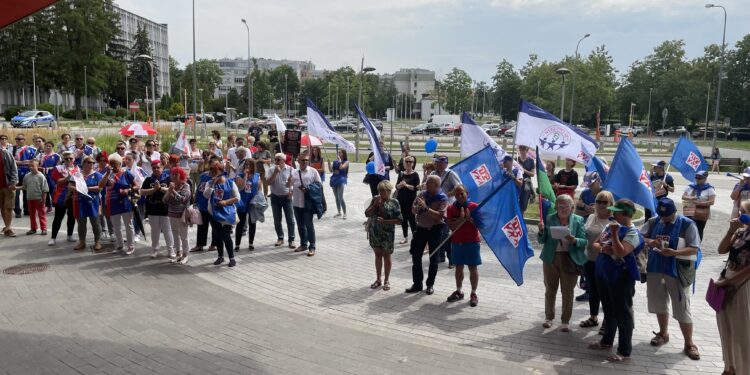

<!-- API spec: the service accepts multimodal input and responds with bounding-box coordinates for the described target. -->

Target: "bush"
[103,109,116,117]
[61,109,78,119]
[37,103,55,113]
[3,106,27,121]
[115,108,128,118]
[157,109,170,122]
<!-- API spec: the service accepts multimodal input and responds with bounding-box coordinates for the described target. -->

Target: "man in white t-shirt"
[291,153,321,256]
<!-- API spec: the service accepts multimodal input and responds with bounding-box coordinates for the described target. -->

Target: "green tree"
[241,67,272,117]
[723,35,750,128]
[491,59,522,121]
[267,65,300,116]
[442,67,472,114]
[168,56,184,100]
[129,23,159,101]
[180,59,222,114]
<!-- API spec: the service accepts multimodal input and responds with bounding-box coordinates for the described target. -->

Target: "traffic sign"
[129,102,140,112]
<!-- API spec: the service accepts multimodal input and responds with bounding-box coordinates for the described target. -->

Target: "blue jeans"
[293,206,315,249]
[331,184,346,214]
[270,194,295,242]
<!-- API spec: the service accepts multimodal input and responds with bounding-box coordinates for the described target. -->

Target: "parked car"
[621,126,644,136]
[11,110,56,128]
[691,127,727,139]
[229,117,250,128]
[441,123,461,135]
[371,119,384,131]
[655,126,688,137]
[333,121,357,133]
[727,127,750,141]
[424,123,442,135]
[504,125,517,137]
[411,123,428,134]
[483,123,502,136]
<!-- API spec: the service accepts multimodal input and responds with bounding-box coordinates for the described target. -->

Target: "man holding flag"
[405,175,448,295]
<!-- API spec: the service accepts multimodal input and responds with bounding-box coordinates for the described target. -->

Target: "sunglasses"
[76,138,83,140]
[596,200,610,204]
[695,176,706,180]
[405,161,414,164]
[146,144,154,147]
[64,158,73,161]
[87,142,94,145]
[15,138,24,141]
[117,147,125,150]
[299,159,309,162]
[83,161,94,164]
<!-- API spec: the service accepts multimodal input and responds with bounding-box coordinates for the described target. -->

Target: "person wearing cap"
[430,153,462,267]
[681,170,716,241]
[576,172,601,221]
[405,175,449,295]
[502,155,523,189]
[588,199,644,362]
[715,200,750,375]
[640,197,702,360]
[553,159,578,199]
[729,167,750,219]
[140,161,174,259]
[537,194,587,332]
[516,145,536,213]
[579,190,615,331]
[646,160,674,221]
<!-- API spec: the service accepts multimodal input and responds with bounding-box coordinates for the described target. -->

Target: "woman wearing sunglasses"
[579,191,615,332]
[48,151,78,246]
[71,156,104,252]
[99,153,139,255]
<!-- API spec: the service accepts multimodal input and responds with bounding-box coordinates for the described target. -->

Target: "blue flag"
[585,156,609,184]
[449,145,504,204]
[669,137,709,183]
[603,139,656,212]
[472,178,535,286]
[354,104,386,176]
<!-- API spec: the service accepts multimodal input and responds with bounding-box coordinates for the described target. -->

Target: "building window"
[234,78,245,84]
[414,82,417,88]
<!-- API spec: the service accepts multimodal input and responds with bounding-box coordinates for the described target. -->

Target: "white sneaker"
[168,250,176,259]
[67,235,75,242]
[125,247,135,255]
[134,235,141,243]
[108,235,116,243]
[178,256,188,265]
[47,238,55,246]
[150,250,158,259]
[171,256,180,263]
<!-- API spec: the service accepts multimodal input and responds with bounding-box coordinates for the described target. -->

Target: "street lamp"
[84,65,88,121]
[191,0,197,139]
[31,55,37,110]
[356,64,376,162]
[241,19,252,118]
[199,87,205,130]
[568,33,590,125]
[136,54,157,125]
[647,87,653,136]
[556,67,570,120]
[705,3,727,150]
[284,73,288,118]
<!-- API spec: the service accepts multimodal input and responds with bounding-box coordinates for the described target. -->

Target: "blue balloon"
[366,161,376,174]
[425,139,438,153]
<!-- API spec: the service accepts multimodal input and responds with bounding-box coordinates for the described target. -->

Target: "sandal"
[383,281,390,291]
[3,229,16,237]
[606,354,629,362]
[399,238,409,244]
[683,344,700,360]
[542,320,552,329]
[580,318,599,328]
[370,280,382,289]
[588,341,613,351]
[650,331,669,347]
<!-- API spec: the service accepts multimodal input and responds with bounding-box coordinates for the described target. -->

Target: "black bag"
[676,259,696,288]
[362,174,371,185]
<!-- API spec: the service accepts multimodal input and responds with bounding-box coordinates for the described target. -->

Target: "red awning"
[0,0,59,29]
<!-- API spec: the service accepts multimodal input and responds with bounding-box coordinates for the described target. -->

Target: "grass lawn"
[694,139,750,151]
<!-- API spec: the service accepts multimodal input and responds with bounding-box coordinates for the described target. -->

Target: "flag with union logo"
[516,99,599,163]
[449,145,503,204]
[472,177,534,286]
[603,138,656,212]
[669,137,709,183]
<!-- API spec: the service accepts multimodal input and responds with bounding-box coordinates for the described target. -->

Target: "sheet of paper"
[550,226,571,240]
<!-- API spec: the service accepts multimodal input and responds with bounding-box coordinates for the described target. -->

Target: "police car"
[11,110,57,128]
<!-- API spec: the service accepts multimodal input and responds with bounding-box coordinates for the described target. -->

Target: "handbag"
[183,204,203,226]
[706,278,726,312]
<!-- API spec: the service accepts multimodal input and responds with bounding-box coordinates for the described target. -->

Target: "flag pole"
[510,100,521,160]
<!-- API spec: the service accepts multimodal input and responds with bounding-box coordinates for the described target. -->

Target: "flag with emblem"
[306,99,355,152]
[669,137,709,183]
[472,178,535,286]
[516,99,599,163]
[460,112,510,164]
[603,138,656,212]
[449,145,503,204]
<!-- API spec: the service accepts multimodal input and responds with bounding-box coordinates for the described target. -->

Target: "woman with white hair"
[537,193,587,332]
[98,153,140,254]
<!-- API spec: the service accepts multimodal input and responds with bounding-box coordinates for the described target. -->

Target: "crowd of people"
[0,128,748,373]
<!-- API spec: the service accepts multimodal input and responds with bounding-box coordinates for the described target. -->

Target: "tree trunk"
[74,91,82,120]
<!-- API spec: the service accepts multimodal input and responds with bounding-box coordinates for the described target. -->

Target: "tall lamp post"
[241,19,252,118]
[356,64,376,162]
[647,87,653,136]
[556,68,570,120]
[705,3,727,150]
[568,33,590,125]
[136,55,157,125]
[84,65,88,121]
[31,55,37,110]
[192,0,197,138]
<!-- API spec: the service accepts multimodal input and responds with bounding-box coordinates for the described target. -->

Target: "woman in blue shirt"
[235,159,262,251]
[328,149,349,219]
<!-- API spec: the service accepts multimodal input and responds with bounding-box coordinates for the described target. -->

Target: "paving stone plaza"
[0,165,738,374]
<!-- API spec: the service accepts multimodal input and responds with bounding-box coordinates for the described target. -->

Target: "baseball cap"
[432,154,449,163]
[652,160,666,168]
[607,199,635,216]
[582,171,599,187]
[695,170,708,179]
[656,197,677,217]
[150,159,161,166]
[742,167,750,178]
[502,155,514,162]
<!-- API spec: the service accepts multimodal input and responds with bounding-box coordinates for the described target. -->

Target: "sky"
[117,0,749,82]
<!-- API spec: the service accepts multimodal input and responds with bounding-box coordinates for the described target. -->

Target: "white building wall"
[213,57,315,98]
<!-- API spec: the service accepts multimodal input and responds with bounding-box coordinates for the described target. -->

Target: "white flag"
[174,129,190,154]
[355,104,386,176]
[306,99,355,152]
[70,171,91,199]
[516,100,599,163]
[460,113,509,164]
[273,114,287,133]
